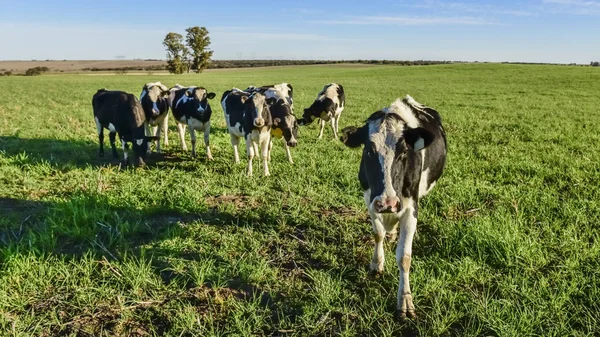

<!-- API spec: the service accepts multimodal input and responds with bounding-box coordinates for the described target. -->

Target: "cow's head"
[340,104,434,214]
[185,87,216,115]
[245,92,271,128]
[131,136,160,166]
[270,100,298,147]
[142,82,170,115]
[299,99,331,125]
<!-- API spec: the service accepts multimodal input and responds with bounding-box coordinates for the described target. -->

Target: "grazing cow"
[92,89,158,166]
[221,89,272,176]
[299,83,345,139]
[263,88,298,164]
[167,85,216,160]
[139,82,170,153]
[340,95,447,319]
[245,83,294,108]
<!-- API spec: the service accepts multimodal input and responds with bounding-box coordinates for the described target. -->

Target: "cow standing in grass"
[167,85,216,160]
[221,89,273,176]
[140,82,170,153]
[340,95,447,319]
[263,88,298,164]
[300,83,345,139]
[92,89,158,166]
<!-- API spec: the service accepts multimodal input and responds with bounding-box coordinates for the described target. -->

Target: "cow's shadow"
[0,136,188,170]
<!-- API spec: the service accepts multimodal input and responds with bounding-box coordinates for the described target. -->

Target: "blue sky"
[0,0,598,63]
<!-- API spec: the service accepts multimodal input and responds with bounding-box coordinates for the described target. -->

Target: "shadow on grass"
[0,193,420,335]
[0,136,193,170]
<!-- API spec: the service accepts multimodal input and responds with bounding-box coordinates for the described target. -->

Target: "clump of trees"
[591,61,599,67]
[25,66,50,76]
[163,26,213,74]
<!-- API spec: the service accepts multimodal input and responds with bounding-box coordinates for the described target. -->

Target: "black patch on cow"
[268,99,297,145]
[223,91,249,134]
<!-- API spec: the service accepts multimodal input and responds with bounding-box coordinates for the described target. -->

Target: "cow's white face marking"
[368,117,405,204]
[136,139,144,146]
[108,123,117,133]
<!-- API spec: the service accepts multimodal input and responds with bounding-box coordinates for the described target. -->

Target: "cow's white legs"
[230,134,241,164]
[267,139,273,161]
[284,142,293,164]
[396,208,418,319]
[162,114,169,147]
[177,123,188,151]
[334,114,341,137]
[330,117,338,139]
[253,143,259,161]
[145,123,153,154]
[152,125,161,153]
[365,189,386,274]
[187,121,197,158]
[318,119,326,139]
[245,137,255,176]
[261,136,270,176]
[203,121,213,160]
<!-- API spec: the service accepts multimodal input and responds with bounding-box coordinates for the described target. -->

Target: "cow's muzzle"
[254,118,265,127]
[373,196,401,213]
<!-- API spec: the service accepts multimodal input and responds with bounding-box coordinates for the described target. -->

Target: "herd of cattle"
[92,82,344,175]
[91,80,447,319]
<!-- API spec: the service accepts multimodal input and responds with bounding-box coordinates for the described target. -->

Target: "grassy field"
[0,63,599,336]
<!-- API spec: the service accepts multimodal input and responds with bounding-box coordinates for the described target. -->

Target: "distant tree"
[185,26,213,73]
[163,32,188,74]
[591,61,600,67]
[24,66,49,76]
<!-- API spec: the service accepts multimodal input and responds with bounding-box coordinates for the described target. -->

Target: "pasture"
[0,63,599,336]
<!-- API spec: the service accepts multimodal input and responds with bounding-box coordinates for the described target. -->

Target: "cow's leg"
[334,114,341,137]
[121,138,129,164]
[330,116,338,139]
[364,190,386,274]
[176,123,188,151]
[203,121,213,161]
[261,135,270,176]
[187,122,197,158]
[162,114,169,147]
[267,138,273,161]
[109,132,118,159]
[395,207,418,319]
[95,118,104,157]
[284,142,294,164]
[317,119,326,139]
[230,134,240,164]
[245,137,255,176]
[253,143,259,162]
[153,125,161,153]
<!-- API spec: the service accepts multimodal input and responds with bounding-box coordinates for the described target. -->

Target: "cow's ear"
[340,125,367,148]
[404,127,434,152]
[184,90,191,97]
[240,95,248,103]
[206,92,216,99]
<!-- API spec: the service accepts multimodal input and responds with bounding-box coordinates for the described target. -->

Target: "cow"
[299,83,345,139]
[221,89,272,176]
[340,95,447,320]
[92,89,158,166]
[139,82,170,153]
[167,85,216,160]
[245,83,294,108]
[263,88,298,164]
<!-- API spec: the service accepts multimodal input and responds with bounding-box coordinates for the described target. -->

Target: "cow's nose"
[374,197,400,213]
[254,118,265,127]
[152,108,159,114]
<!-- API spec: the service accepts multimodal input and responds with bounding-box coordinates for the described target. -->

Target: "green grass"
[1,63,599,336]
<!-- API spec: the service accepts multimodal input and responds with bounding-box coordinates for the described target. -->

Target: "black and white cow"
[139,82,170,153]
[299,83,345,139]
[167,85,216,160]
[340,95,447,319]
[92,89,158,166]
[263,87,298,164]
[221,88,273,176]
[245,83,294,109]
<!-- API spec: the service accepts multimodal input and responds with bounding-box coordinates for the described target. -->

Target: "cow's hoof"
[368,269,383,279]
[395,309,417,321]
[207,155,214,161]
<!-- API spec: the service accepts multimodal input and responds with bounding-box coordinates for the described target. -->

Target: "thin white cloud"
[315,15,493,26]
[411,1,537,16]
[542,0,600,14]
